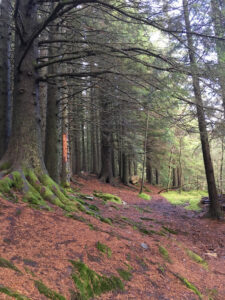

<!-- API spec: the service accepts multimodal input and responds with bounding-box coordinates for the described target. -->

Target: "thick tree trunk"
[155,168,159,185]
[183,0,222,218]
[1,0,45,173]
[0,0,10,159]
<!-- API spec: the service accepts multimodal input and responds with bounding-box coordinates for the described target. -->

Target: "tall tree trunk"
[140,109,149,194]
[99,82,113,183]
[0,0,10,159]
[183,0,222,218]
[122,152,129,185]
[44,30,59,182]
[1,0,45,173]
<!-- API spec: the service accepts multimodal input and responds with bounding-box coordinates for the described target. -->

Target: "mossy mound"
[158,245,172,263]
[0,257,21,273]
[0,285,30,300]
[138,193,151,200]
[35,280,66,300]
[96,241,112,258]
[70,260,124,300]
[186,249,208,268]
[93,192,122,204]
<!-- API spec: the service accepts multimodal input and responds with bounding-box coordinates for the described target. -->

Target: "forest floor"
[0,174,224,300]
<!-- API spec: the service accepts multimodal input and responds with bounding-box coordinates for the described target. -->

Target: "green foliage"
[186,250,208,268]
[116,268,132,281]
[0,285,30,300]
[0,257,21,272]
[158,246,172,263]
[70,260,124,300]
[175,274,202,299]
[93,192,122,204]
[138,193,151,200]
[162,190,207,211]
[35,280,66,300]
[96,241,112,258]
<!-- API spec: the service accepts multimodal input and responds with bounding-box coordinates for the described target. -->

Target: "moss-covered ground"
[162,190,207,211]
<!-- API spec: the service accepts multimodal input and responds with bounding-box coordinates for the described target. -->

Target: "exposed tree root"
[0,164,81,212]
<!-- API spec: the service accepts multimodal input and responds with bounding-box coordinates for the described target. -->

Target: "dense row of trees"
[0,0,224,218]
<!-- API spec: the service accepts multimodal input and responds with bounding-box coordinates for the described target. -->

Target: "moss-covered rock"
[138,193,151,200]
[93,192,122,204]
[70,260,124,300]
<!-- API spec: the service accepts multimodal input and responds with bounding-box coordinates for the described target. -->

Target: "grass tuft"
[96,241,112,258]
[0,257,21,273]
[0,285,30,300]
[117,268,132,281]
[93,192,122,204]
[35,280,66,300]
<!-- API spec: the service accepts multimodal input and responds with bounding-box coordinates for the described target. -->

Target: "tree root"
[0,167,80,212]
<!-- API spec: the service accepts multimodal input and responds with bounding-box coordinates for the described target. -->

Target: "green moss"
[158,246,172,263]
[116,268,132,281]
[96,241,112,258]
[186,250,208,268]
[35,280,66,300]
[93,192,122,204]
[23,182,50,210]
[11,172,24,190]
[0,257,21,272]
[175,274,202,299]
[70,260,124,300]
[138,193,151,200]
[162,190,207,211]
[0,161,12,171]
[0,176,12,194]
[98,216,112,225]
[88,204,99,212]
[0,285,30,300]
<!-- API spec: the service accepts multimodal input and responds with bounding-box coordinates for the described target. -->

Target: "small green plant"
[0,257,21,272]
[96,241,112,258]
[186,249,208,268]
[0,285,30,300]
[35,280,66,300]
[158,246,172,263]
[117,268,132,281]
[175,274,202,299]
[70,260,123,300]
[138,193,151,200]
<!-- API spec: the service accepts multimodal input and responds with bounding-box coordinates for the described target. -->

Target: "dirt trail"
[0,176,224,299]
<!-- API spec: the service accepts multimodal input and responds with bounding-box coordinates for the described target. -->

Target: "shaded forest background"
[0,0,224,218]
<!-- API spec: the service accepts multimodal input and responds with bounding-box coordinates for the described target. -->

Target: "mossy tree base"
[0,163,78,212]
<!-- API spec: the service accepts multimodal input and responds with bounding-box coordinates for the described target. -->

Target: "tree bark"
[1,0,45,173]
[183,0,222,218]
[0,0,10,159]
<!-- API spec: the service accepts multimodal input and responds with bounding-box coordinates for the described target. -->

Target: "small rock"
[141,242,148,250]
[122,201,127,206]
